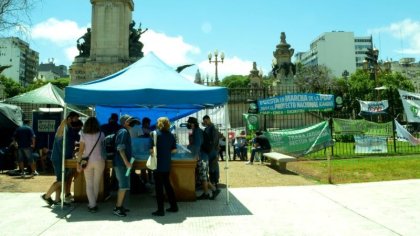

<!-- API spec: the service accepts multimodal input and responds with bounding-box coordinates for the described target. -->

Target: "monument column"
[70,0,141,85]
[90,0,132,62]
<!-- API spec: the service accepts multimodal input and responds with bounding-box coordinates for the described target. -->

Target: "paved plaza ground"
[1,174,419,235]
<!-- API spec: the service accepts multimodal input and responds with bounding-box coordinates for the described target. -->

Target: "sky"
[7,0,420,81]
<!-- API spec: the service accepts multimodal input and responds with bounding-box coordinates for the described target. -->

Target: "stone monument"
[69,0,145,85]
[249,62,262,87]
[272,32,296,87]
[194,69,203,84]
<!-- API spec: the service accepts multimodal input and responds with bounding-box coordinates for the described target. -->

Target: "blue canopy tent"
[63,52,231,204]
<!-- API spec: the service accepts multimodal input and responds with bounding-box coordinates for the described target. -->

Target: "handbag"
[79,133,101,169]
[146,131,157,170]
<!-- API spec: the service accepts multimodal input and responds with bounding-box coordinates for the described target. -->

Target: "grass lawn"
[287,155,420,184]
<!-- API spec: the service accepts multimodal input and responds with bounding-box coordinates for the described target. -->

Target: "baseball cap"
[120,114,141,126]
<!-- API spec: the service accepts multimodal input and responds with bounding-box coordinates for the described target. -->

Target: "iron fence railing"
[227,86,420,157]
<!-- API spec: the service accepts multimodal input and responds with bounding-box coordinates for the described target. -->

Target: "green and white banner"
[257,93,335,114]
[354,135,388,153]
[398,89,420,123]
[333,118,393,136]
[242,113,259,131]
[265,121,333,156]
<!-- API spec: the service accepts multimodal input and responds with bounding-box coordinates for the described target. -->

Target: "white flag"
[394,120,420,145]
[398,89,420,123]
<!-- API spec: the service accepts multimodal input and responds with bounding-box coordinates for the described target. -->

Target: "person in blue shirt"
[151,117,178,216]
[41,111,80,206]
[112,114,139,217]
[13,119,36,177]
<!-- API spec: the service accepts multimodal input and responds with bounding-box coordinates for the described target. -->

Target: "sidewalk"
[1,179,419,236]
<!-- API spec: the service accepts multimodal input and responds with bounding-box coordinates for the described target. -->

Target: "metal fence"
[227,86,420,158]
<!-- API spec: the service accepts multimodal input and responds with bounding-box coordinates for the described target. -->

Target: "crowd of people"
[8,111,271,217]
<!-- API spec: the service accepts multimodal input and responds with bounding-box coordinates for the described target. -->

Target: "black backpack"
[102,133,117,159]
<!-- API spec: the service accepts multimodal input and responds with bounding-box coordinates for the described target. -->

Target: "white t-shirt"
[80,132,105,161]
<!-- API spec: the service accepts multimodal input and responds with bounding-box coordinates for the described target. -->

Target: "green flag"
[243,113,259,131]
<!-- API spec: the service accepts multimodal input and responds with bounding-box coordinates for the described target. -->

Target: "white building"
[296,31,373,77]
[0,37,39,86]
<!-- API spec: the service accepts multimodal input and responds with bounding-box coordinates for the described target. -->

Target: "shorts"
[197,159,209,182]
[18,148,34,163]
[52,157,69,182]
[114,166,130,190]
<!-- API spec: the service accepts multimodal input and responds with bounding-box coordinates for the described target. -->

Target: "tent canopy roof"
[64,52,228,108]
[6,83,65,106]
[0,103,23,129]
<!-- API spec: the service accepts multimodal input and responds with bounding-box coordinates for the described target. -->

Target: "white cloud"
[369,19,420,55]
[142,30,201,66]
[197,56,253,80]
[31,18,88,45]
[65,47,79,62]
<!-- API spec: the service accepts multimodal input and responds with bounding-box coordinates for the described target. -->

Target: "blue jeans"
[208,149,219,185]
[250,147,271,163]
[114,166,130,190]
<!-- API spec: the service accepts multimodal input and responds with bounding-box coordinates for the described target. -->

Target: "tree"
[0,0,38,32]
[0,75,24,98]
[335,69,414,120]
[294,65,334,93]
[220,75,249,88]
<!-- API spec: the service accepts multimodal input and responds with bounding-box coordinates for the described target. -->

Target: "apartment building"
[0,37,39,86]
[295,31,373,77]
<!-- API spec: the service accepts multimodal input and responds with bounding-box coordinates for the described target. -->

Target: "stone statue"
[129,21,148,58]
[272,32,296,79]
[76,28,91,57]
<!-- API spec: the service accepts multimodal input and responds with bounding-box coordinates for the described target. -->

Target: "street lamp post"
[208,49,225,85]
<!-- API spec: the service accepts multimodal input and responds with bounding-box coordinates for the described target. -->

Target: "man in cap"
[112,114,139,217]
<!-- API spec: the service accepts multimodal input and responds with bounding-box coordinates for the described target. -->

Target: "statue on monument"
[129,20,148,58]
[272,32,296,79]
[76,28,91,57]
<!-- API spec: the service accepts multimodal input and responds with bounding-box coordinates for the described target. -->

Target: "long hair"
[82,117,100,134]
[157,117,170,132]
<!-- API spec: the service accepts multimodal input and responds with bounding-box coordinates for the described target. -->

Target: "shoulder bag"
[146,131,157,170]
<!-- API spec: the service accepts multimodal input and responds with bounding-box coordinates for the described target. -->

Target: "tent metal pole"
[60,105,68,209]
[224,104,229,204]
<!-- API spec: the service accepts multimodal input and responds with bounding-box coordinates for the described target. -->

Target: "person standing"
[76,117,105,213]
[202,115,220,188]
[151,117,178,216]
[112,114,138,217]
[246,131,271,165]
[187,117,220,200]
[100,113,122,199]
[41,111,80,206]
[13,119,36,177]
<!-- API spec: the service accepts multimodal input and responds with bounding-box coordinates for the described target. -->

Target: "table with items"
[65,137,197,202]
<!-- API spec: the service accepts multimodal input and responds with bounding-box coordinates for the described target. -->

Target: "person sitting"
[233,131,248,161]
[246,131,271,165]
[218,132,227,161]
